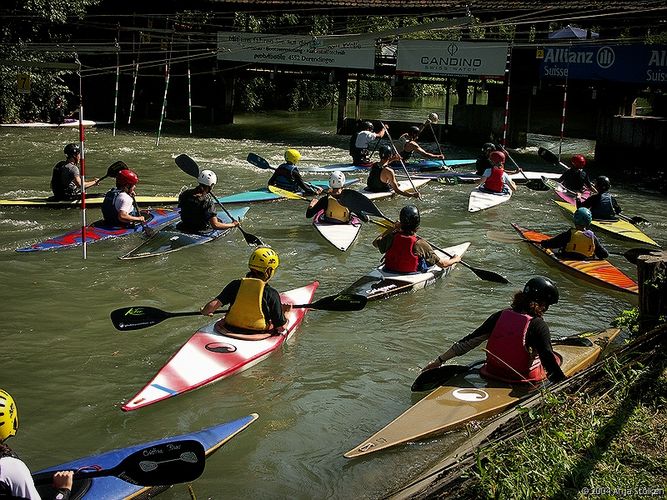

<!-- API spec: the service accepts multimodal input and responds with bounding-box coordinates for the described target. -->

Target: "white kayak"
[0,119,112,128]
[356,178,431,201]
[312,210,363,252]
[468,187,512,213]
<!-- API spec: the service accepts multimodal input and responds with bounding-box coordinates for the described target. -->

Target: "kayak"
[338,242,469,301]
[511,223,638,295]
[312,210,363,252]
[554,200,659,247]
[34,414,258,499]
[541,176,590,205]
[355,178,431,201]
[16,208,181,252]
[119,207,251,260]
[0,119,112,128]
[299,158,476,174]
[416,170,562,185]
[344,328,620,458]
[122,282,319,411]
[218,178,358,204]
[0,194,178,208]
[468,187,512,213]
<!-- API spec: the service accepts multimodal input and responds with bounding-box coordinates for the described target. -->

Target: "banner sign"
[540,44,667,84]
[396,40,509,77]
[217,32,375,70]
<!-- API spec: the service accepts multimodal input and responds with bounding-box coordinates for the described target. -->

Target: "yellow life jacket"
[325,196,350,223]
[564,229,596,258]
[224,278,268,332]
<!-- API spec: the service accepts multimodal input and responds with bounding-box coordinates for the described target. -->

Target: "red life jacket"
[480,309,547,383]
[484,166,505,193]
[384,233,419,273]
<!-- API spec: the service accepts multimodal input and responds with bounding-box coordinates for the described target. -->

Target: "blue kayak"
[118,207,250,260]
[299,158,477,174]
[217,178,359,204]
[16,208,181,253]
[34,414,258,499]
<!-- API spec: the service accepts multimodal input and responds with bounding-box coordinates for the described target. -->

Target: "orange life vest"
[484,166,505,193]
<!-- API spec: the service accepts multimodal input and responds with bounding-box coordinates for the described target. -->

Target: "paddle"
[246,152,320,193]
[33,439,205,487]
[424,112,449,169]
[131,195,155,238]
[174,154,264,246]
[379,122,421,198]
[338,190,510,284]
[497,145,547,191]
[537,146,569,171]
[267,185,311,201]
[110,293,368,331]
[98,160,129,183]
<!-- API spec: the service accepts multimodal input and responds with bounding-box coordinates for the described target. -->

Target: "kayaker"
[576,175,622,221]
[478,151,517,194]
[422,276,566,383]
[475,142,496,175]
[0,388,74,499]
[349,121,387,166]
[540,207,609,260]
[373,205,461,273]
[200,247,292,340]
[177,169,239,233]
[396,125,445,162]
[101,169,146,227]
[558,154,596,193]
[366,145,420,198]
[50,143,100,200]
[267,149,321,195]
[305,171,356,223]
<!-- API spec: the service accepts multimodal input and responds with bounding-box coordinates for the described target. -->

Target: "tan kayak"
[344,328,620,459]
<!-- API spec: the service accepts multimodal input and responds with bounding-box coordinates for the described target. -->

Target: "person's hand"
[232,220,240,227]
[138,216,146,223]
[308,198,318,208]
[53,470,73,491]
[93,177,100,186]
[281,303,293,314]
[421,359,442,372]
[316,187,323,194]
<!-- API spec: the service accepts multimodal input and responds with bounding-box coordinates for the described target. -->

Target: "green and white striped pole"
[187,36,193,135]
[128,34,141,125]
[113,41,120,136]
[156,35,173,147]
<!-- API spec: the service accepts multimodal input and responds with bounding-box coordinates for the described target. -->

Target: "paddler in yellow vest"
[422,277,565,384]
[200,247,291,340]
[539,207,609,260]
[305,171,357,223]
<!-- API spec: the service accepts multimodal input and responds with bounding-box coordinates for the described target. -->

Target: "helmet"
[0,389,18,442]
[328,171,346,189]
[571,154,586,169]
[116,169,139,187]
[428,112,439,123]
[523,276,559,305]
[63,143,80,157]
[399,205,420,231]
[408,126,420,137]
[489,150,506,166]
[482,142,496,153]
[379,144,393,160]
[248,247,280,274]
[285,149,301,164]
[362,120,374,131]
[595,175,610,192]
[197,169,217,187]
[573,207,592,227]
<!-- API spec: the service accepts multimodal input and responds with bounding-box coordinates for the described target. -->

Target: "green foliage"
[612,307,641,336]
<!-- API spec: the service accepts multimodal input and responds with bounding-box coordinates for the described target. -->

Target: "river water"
[1,101,664,499]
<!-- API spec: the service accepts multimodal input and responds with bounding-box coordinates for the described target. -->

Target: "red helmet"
[116,169,139,187]
[489,151,505,166]
[571,154,586,169]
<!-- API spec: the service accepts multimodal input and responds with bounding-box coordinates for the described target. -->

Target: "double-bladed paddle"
[33,439,205,487]
[174,154,263,246]
[110,293,368,331]
[246,152,320,193]
[497,145,548,191]
[98,160,129,183]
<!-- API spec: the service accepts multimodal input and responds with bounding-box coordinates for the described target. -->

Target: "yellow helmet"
[248,247,280,274]
[0,389,18,442]
[284,149,301,164]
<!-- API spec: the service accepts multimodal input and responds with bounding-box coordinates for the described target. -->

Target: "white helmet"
[198,169,217,187]
[328,170,346,189]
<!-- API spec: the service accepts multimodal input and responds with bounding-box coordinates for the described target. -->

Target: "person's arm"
[293,169,321,195]
[540,230,571,250]
[385,168,419,198]
[612,196,622,215]
[372,225,397,253]
[264,286,288,333]
[593,234,609,259]
[201,281,237,315]
[415,239,460,268]
[209,215,239,230]
[117,194,145,224]
[305,196,328,218]
[526,317,566,382]
[408,141,444,160]
[506,174,518,192]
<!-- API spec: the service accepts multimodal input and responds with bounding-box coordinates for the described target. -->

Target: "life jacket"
[324,196,350,223]
[384,233,420,273]
[178,189,213,233]
[50,160,79,200]
[590,192,617,220]
[561,168,586,192]
[272,164,299,191]
[483,166,505,193]
[101,188,123,226]
[480,309,548,383]
[224,278,268,332]
[563,229,596,258]
[366,163,392,192]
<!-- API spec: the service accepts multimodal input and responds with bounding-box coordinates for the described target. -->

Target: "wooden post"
[637,251,667,334]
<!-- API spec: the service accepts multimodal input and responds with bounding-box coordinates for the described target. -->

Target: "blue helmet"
[573,207,592,227]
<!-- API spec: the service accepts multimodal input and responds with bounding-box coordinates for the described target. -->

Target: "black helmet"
[595,175,611,192]
[408,125,420,137]
[399,205,420,231]
[482,142,496,152]
[63,143,80,157]
[362,120,374,131]
[379,144,393,160]
[523,276,559,305]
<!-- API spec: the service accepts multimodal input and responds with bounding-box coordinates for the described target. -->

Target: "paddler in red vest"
[422,277,565,383]
[305,171,357,223]
[539,207,609,260]
[373,205,461,273]
[479,150,517,194]
[200,247,292,340]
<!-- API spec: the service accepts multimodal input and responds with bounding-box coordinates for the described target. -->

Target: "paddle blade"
[239,227,263,246]
[524,179,550,191]
[537,147,559,165]
[466,264,511,284]
[108,161,129,177]
[294,293,367,312]
[411,364,469,392]
[338,189,387,220]
[246,153,274,170]
[110,306,171,331]
[267,185,308,200]
[175,154,200,178]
